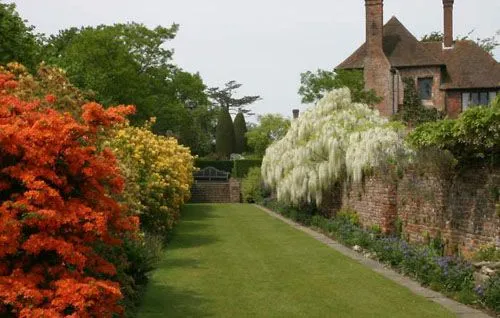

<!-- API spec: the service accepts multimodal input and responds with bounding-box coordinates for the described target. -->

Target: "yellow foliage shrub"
[106,120,195,235]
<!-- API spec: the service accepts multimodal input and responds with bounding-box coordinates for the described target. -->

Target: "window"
[418,78,433,100]
[462,91,497,111]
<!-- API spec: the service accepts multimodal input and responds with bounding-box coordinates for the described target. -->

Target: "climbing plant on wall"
[261,88,409,205]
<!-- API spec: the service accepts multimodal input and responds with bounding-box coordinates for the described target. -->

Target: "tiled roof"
[336,17,442,69]
[336,17,500,90]
[421,41,500,89]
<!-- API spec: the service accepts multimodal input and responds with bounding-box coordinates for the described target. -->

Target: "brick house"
[336,0,500,118]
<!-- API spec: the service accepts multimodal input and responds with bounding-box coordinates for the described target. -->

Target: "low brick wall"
[190,178,240,203]
[343,178,397,233]
[326,167,500,254]
[398,167,499,255]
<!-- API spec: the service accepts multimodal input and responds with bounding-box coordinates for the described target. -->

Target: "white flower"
[262,88,409,205]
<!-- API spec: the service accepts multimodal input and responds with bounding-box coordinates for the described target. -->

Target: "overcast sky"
[11,0,500,121]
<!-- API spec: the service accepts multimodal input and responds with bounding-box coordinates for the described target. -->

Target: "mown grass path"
[138,204,453,317]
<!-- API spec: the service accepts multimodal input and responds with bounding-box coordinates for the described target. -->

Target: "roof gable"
[336,17,442,69]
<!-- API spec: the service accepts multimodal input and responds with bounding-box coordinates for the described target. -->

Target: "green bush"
[336,208,360,226]
[195,159,234,173]
[241,167,264,203]
[480,275,500,313]
[473,245,500,262]
[99,234,163,316]
[233,159,262,178]
[408,96,500,164]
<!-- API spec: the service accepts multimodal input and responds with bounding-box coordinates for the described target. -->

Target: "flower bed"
[262,199,500,315]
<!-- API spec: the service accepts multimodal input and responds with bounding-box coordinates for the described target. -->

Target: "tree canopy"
[298,69,381,105]
[40,23,216,155]
[208,80,261,115]
[246,114,290,158]
[0,3,41,70]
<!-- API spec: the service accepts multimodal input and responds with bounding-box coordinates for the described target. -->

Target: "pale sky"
[10,0,500,121]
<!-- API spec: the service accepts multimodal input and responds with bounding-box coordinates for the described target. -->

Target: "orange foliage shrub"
[0,70,138,317]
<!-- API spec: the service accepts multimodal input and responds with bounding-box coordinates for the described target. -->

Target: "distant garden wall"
[190,179,241,203]
[324,166,500,255]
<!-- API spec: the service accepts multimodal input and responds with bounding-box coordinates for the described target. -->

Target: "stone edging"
[253,204,493,318]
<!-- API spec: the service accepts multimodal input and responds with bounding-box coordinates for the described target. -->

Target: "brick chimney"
[292,109,299,119]
[365,0,384,53]
[443,0,454,48]
[364,0,392,116]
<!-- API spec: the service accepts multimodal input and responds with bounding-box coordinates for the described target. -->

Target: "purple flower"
[474,286,484,297]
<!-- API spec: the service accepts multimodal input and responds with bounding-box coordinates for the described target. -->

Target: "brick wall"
[399,167,500,255]
[397,67,445,111]
[342,177,397,233]
[445,91,462,118]
[190,178,241,203]
[327,167,500,254]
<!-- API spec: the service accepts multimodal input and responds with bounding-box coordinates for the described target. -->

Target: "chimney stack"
[365,0,384,53]
[443,0,454,48]
[292,109,299,119]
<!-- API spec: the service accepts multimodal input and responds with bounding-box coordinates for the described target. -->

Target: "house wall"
[445,91,462,118]
[364,51,393,116]
[397,66,445,111]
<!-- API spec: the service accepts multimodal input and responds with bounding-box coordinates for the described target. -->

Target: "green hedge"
[194,159,262,177]
[233,160,262,178]
[195,160,234,173]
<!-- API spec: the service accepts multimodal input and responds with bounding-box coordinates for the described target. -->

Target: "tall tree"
[298,69,381,105]
[216,108,235,159]
[233,112,248,154]
[0,3,41,70]
[207,80,261,115]
[41,23,213,153]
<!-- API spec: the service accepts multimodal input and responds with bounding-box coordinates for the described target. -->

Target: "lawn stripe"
[138,203,458,318]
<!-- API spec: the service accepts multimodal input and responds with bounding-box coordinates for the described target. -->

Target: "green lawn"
[138,204,453,317]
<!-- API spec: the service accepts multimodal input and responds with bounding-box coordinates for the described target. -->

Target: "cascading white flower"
[261,88,408,205]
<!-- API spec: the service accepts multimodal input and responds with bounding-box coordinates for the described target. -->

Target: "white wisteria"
[261,88,408,205]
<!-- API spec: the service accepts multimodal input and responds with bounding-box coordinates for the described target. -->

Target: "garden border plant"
[0,63,196,317]
[260,199,499,315]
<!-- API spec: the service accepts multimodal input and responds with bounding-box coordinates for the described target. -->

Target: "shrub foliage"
[394,77,443,127]
[107,121,195,236]
[408,96,500,163]
[241,167,264,203]
[0,70,139,316]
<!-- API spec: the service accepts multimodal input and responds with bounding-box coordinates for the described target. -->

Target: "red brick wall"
[341,176,397,233]
[445,91,462,118]
[397,67,445,111]
[364,50,393,116]
[190,179,241,203]
[326,167,500,254]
